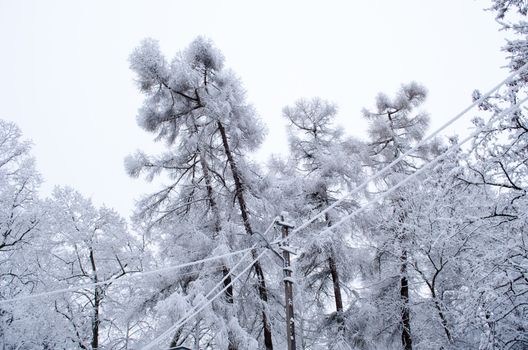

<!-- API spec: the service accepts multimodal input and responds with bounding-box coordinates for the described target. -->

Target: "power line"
[140,217,279,350]
[1,217,282,306]
[4,63,525,348]
[0,247,252,305]
[141,249,266,350]
[289,61,528,237]
[279,96,528,246]
[140,82,528,349]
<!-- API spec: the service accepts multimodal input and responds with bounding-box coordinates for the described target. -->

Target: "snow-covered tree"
[450,3,528,347]
[360,82,431,350]
[127,37,275,349]
[0,119,41,254]
[40,187,141,349]
[0,119,43,347]
[280,98,364,348]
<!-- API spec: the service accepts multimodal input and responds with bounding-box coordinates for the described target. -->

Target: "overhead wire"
[0,247,253,305]
[137,66,528,349]
[289,61,528,237]
[1,216,281,306]
[140,217,280,350]
[274,96,528,246]
[5,61,527,348]
[140,248,260,350]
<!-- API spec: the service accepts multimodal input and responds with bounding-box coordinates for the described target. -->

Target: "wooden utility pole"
[278,214,296,350]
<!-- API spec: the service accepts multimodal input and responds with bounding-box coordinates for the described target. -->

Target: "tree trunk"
[433,299,452,343]
[416,264,453,344]
[400,250,412,350]
[217,121,273,350]
[252,258,274,350]
[325,212,345,333]
[328,255,344,330]
[199,151,236,349]
[427,283,452,343]
[216,122,253,236]
[199,151,222,237]
[89,249,100,350]
[169,328,183,350]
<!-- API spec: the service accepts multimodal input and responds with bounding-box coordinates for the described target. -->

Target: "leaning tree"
[127,37,276,349]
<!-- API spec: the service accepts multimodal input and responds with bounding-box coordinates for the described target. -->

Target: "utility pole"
[277,213,296,350]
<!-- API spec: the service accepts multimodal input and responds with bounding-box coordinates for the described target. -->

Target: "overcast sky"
[0,0,508,218]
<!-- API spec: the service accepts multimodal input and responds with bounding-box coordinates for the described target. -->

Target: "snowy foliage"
[3,10,528,348]
[126,37,277,349]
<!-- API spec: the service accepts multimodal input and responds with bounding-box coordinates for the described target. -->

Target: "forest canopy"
[1,1,528,349]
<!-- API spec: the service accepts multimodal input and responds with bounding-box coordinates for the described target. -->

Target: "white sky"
[0,0,508,218]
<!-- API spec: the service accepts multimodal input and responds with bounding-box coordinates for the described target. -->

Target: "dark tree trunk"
[169,327,183,350]
[89,249,100,350]
[216,122,253,236]
[251,257,273,350]
[416,262,452,344]
[428,282,452,343]
[199,152,234,301]
[433,300,452,343]
[400,250,412,350]
[328,255,344,330]
[217,121,273,350]
[91,291,100,350]
[199,151,222,237]
[199,152,236,349]
[325,213,345,332]
[222,265,234,304]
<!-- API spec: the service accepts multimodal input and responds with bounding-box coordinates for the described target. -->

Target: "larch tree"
[361,82,431,350]
[281,98,364,348]
[127,37,274,349]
